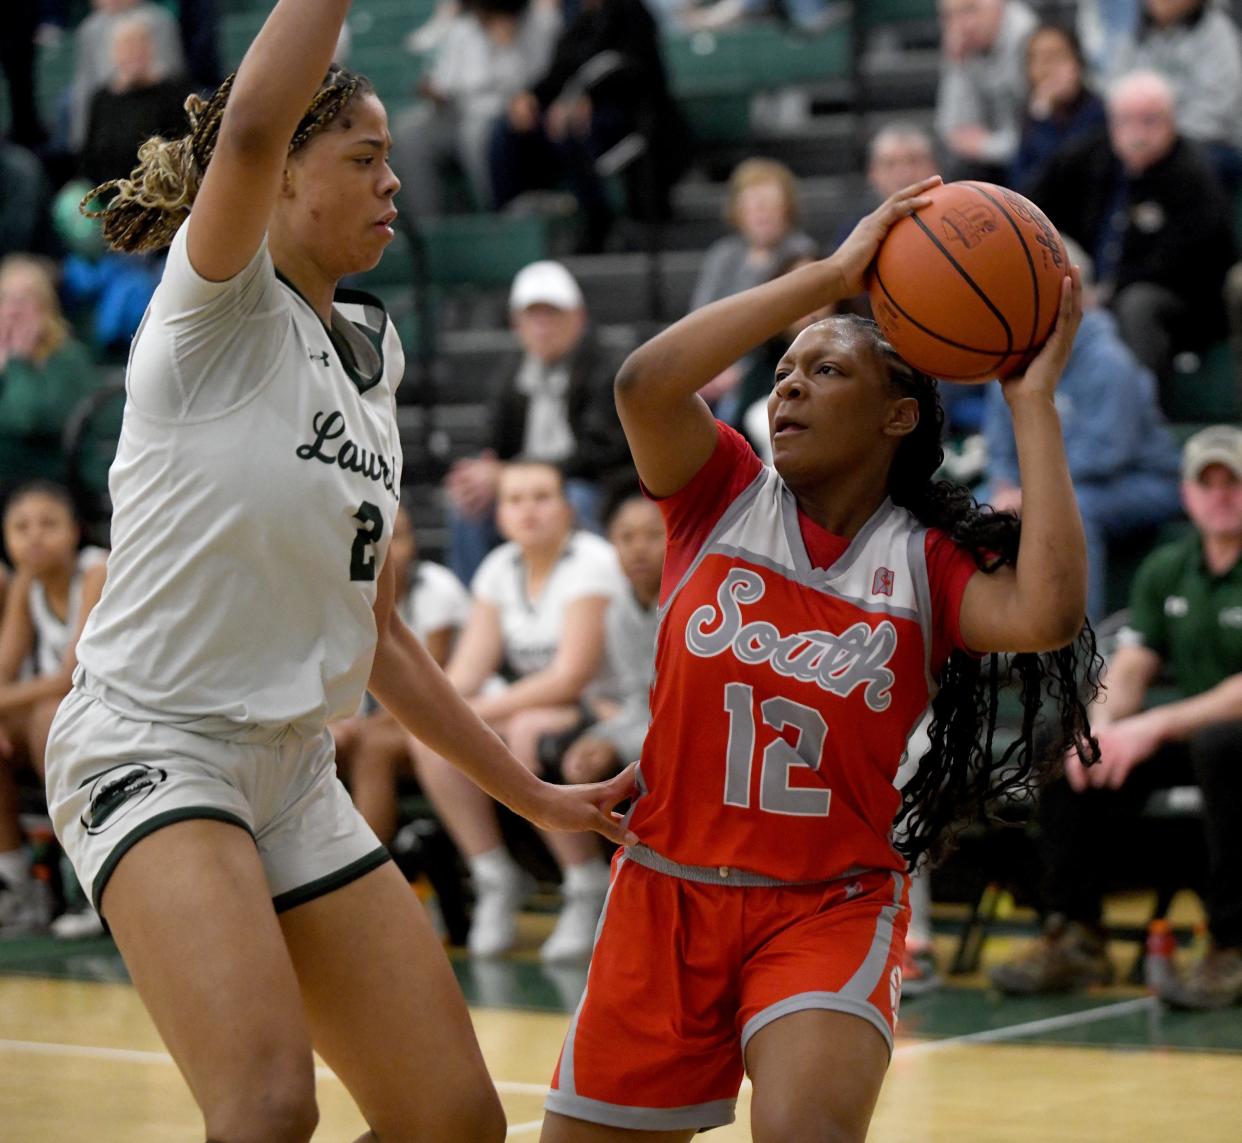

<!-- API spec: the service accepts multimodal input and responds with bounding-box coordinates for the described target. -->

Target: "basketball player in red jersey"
[541,176,1100,1140]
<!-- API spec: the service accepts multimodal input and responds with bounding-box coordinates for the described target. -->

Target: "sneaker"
[540,885,606,963]
[467,865,531,958]
[0,876,53,936]
[50,906,105,940]
[901,943,941,998]
[1157,947,1242,1011]
[990,914,1114,995]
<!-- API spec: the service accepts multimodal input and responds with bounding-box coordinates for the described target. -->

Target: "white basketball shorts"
[45,685,389,914]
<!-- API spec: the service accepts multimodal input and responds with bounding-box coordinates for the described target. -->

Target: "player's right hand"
[828,176,941,299]
[524,761,640,846]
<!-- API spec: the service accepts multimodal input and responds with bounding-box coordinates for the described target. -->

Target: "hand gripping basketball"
[829,176,943,299]
[867,181,1071,382]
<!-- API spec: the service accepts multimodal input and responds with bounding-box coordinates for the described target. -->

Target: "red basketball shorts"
[545,850,910,1132]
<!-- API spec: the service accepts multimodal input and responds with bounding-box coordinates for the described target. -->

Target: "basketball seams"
[910,214,1014,355]
[871,267,1015,373]
[961,181,1040,352]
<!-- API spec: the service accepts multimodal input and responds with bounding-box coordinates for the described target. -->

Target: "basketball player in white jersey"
[0,482,106,933]
[44,3,637,1140]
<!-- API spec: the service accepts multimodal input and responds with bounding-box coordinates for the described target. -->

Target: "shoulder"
[473,542,522,594]
[564,531,622,574]
[1136,534,1197,587]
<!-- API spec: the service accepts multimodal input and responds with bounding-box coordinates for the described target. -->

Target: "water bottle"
[1144,918,1179,996]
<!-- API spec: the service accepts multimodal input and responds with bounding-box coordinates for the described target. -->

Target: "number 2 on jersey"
[350,501,384,581]
[723,682,831,817]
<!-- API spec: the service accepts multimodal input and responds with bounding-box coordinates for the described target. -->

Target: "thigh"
[279,860,504,1143]
[746,1011,889,1143]
[541,1112,693,1143]
[101,819,315,1121]
[545,855,745,1133]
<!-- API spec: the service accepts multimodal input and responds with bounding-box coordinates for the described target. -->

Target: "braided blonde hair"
[82,67,372,254]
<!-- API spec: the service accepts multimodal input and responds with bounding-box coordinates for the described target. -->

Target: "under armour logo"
[844,880,864,899]
[309,350,331,366]
[871,567,895,597]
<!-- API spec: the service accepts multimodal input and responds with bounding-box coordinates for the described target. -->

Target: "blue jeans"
[447,478,606,585]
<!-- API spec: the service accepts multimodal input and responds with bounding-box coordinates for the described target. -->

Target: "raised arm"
[959,270,1088,652]
[186,0,352,283]
[615,178,940,496]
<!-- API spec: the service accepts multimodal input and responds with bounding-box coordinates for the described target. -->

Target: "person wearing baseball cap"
[993,423,1242,1009]
[443,259,633,584]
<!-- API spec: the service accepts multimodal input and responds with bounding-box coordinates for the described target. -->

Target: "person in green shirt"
[993,425,1242,1008]
[0,255,100,494]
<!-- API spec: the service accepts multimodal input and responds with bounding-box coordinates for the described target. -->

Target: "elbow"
[614,346,659,402]
[1028,602,1088,653]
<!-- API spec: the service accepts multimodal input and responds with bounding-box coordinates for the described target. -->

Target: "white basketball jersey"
[29,546,107,676]
[74,223,404,733]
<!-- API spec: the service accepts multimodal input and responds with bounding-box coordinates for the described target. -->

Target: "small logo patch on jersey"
[872,567,895,596]
[309,350,331,366]
[1165,595,1190,618]
[844,880,864,900]
[1220,606,1242,629]
[80,764,169,835]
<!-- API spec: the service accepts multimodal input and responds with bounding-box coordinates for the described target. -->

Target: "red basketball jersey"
[631,423,976,883]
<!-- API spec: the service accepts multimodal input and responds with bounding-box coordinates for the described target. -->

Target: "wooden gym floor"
[3,895,1241,1141]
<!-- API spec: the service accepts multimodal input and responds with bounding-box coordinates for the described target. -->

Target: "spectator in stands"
[0,255,100,494]
[935,0,1038,181]
[559,489,664,785]
[1,0,48,149]
[443,260,632,583]
[980,241,1182,621]
[1030,70,1236,389]
[1077,0,1141,76]
[416,459,628,961]
[1009,22,1106,192]
[1110,0,1242,188]
[488,0,685,253]
[332,503,471,846]
[0,482,106,936]
[992,425,1242,1009]
[0,142,50,259]
[79,12,190,186]
[391,0,561,216]
[69,0,184,153]
[690,159,817,427]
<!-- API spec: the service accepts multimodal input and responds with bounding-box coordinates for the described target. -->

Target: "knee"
[382,1086,506,1143]
[203,1062,318,1143]
[752,1105,863,1143]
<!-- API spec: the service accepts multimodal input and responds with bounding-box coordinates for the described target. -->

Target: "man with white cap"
[993,425,1242,1008]
[443,260,633,582]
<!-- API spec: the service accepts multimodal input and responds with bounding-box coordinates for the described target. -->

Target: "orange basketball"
[867,181,1069,382]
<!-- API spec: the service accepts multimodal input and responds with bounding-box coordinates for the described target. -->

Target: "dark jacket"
[80,77,189,185]
[1009,87,1107,193]
[1030,129,1236,344]
[488,329,634,486]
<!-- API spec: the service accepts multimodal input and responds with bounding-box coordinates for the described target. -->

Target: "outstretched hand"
[524,761,640,847]
[829,176,942,299]
[999,264,1083,401]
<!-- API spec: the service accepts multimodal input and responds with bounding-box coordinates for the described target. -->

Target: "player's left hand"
[525,761,639,846]
[999,264,1082,402]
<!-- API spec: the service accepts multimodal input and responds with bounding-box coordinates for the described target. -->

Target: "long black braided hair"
[826,314,1102,868]
[81,65,374,254]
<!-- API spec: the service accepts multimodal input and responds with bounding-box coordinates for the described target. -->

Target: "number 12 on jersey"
[723,682,831,817]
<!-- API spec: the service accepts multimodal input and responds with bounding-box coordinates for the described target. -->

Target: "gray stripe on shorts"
[558,850,627,1098]
[625,843,864,888]
[739,991,895,1058]
[544,1089,736,1131]
[840,871,906,1002]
